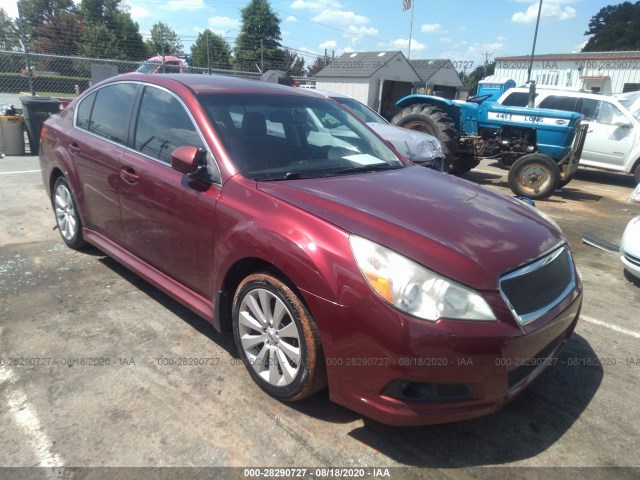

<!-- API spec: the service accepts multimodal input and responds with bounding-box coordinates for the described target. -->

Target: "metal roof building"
[494,51,640,94]
[409,59,464,98]
[315,51,420,119]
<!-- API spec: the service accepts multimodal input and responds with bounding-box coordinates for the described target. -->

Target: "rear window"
[501,92,530,107]
[80,83,138,143]
[539,95,580,113]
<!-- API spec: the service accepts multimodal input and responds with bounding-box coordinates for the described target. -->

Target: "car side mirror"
[171,145,211,183]
[612,118,633,128]
[171,145,201,174]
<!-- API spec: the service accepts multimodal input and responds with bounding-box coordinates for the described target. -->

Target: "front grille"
[500,247,575,325]
[624,252,640,268]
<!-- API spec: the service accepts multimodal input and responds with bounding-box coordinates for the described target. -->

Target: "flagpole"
[407,0,415,59]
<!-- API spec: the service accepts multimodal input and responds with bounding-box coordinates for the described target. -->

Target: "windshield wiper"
[327,164,402,176]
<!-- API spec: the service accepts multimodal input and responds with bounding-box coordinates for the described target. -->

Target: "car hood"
[257,167,564,290]
[366,122,442,163]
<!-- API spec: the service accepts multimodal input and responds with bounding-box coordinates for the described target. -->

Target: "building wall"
[495,56,640,94]
[315,79,370,105]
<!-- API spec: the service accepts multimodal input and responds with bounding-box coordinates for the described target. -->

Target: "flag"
[403,0,412,11]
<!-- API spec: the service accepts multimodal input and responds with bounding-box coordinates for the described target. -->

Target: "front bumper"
[304,282,582,426]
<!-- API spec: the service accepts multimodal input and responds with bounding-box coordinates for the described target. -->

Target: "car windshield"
[331,96,388,125]
[198,93,402,180]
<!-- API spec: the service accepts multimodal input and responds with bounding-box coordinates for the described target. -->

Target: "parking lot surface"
[1,155,639,478]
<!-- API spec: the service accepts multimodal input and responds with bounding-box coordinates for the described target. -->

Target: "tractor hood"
[257,166,564,290]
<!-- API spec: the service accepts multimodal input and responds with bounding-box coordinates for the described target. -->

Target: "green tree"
[0,8,20,51]
[307,55,331,77]
[146,22,183,56]
[234,0,284,72]
[191,29,232,70]
[80,23,119,59]
[583,2,640,51]
[79,0,146,60]
[0,8,22,74]
[283,49,305,76]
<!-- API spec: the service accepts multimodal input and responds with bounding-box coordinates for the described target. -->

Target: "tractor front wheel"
[508,154,560,199]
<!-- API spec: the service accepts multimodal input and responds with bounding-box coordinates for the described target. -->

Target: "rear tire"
[232,273,327,401]
[391,105,462,173]
[508,154,560,199]
[52,176,87,249]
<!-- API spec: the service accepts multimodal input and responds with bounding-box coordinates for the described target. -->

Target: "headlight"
[350,236,496,322]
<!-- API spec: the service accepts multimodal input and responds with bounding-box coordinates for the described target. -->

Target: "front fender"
[212,176,370,308]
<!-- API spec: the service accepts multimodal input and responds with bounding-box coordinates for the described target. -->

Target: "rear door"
[72,82,139,243]
[118,84,220,296]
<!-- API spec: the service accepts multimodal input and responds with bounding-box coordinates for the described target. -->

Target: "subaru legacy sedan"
[40,73,582,426]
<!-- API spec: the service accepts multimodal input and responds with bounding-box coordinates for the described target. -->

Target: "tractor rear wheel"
[391,105,464,173]
[508,153,560,199]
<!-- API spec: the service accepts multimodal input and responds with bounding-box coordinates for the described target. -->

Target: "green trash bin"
[20,96,61,155]
[0,115,25,155]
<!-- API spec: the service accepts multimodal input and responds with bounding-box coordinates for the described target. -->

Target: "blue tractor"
[392,76,589,199]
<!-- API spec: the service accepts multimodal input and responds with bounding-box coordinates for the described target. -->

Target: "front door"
[118,85,219,297]
[581,99,636,170]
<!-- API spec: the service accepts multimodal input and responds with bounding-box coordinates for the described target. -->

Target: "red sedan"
[40,73,582,426]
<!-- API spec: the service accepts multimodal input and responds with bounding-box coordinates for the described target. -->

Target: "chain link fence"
[1,50,313,110]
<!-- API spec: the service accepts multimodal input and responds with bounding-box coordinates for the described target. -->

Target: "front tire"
[52,176,87,249]
[232,273,326,401]
[508,154,560,199]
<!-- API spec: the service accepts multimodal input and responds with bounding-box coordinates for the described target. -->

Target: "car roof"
[312,88,351,99]
[507,86,602,99]
[106,73,323,98]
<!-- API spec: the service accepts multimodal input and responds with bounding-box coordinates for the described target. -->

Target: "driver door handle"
[120,167,140,185]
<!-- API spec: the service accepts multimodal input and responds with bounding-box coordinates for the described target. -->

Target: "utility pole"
[527,0,543,83]
[17,1,35,96]
[482,51,493,79]
[207,30,211,75]
[260,39,264,73]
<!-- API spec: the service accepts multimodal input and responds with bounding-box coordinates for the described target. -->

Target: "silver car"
[316,90,445,170]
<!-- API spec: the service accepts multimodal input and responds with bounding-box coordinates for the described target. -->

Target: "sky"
[2,0,624,68]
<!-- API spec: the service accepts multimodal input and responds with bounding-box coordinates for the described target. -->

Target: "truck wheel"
[508,154,560,199]
[634,165,640,185]
[391,105,460,172]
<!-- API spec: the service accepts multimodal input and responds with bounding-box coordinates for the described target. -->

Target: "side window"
[595,101,623,125]
[75,91,96,130]
[500,92,529,107]
[539,95,579,113]
[88,83,138,143]
[134,86,204,163]
[581,99,599,121]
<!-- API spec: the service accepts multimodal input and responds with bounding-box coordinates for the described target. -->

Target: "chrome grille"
[500,247,575,326]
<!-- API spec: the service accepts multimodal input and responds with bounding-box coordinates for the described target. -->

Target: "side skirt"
[84,228,217,326]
